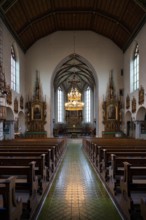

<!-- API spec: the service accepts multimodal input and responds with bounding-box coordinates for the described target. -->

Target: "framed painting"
[32,104,42,120]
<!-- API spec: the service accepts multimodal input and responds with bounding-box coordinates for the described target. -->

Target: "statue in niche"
[108,104,116,120]
[14,97,18,113]
[126,95,130,109]
[139,85,144,105]
[132,97,136,113]
[33,105,41,120]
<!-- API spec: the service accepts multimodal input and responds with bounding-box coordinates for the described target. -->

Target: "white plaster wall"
[1,19,26,124]
[124,23,146,123]
[26,31,123,137]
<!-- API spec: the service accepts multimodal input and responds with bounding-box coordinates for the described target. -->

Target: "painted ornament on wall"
[126,95,130,109]
[20,95,24,109]
[132,97,136,113]
[138,85,144,105]
[14,97,18,113]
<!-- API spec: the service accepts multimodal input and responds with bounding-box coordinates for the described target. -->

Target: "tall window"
[131,44,139,92]
[57,87,64,123]
[85,87,91,122]
[11,45,19,92]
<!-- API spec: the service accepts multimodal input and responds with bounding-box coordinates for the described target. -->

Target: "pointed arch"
[50,53,99,136]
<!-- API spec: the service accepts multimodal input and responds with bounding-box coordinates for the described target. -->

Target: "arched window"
[131,44,139,92]
[57,87,64,123]
[11,45,19,92]
[85,87,91,122]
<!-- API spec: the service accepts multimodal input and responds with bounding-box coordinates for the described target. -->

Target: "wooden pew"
[99,147,146,169]
[0,145,59,168]
[84,142,146,173]
[120,162,146,218]
[83,137,146,148]
[140,198,146,220]
[0,161,38,214]
[0,154,47,194]
[0,176,22,220]
[120,162,146,196]
[103,151,146,179]
[0,138,67,219]
[109,155,146,194]
[0,147,57,180]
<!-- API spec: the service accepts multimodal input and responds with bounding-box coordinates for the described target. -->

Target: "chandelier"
[65,33,84,111]
[65,86,84,111]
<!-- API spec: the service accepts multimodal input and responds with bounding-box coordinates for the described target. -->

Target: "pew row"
[120,162,146,219]
[0,155,47,194]
[0,176,22,220]
[82,138,146,220]
[109,154,146,194]
[0,161,38,218]
[140,198,146,220]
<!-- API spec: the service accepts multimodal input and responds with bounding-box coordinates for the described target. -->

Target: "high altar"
[65,79,84,136]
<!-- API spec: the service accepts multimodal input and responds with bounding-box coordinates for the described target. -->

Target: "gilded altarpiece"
[25,72,47,137]
[102,73,122,136]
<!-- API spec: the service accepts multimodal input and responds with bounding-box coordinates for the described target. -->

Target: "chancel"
[1,1,146,220]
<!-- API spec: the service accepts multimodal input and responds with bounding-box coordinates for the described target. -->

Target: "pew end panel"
[0,176,22,220]
[140,198,146,220]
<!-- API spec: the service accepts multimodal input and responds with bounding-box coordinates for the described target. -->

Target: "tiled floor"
[37,139,123,220]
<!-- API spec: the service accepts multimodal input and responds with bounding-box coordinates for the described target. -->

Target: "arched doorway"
[3,107,14,140]
[136,106,146,139]
[51,53,98,137]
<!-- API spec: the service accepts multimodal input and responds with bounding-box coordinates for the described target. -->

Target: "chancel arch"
[51,53,98,137]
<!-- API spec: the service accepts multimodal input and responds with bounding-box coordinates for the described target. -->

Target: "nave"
[37,139,122,220]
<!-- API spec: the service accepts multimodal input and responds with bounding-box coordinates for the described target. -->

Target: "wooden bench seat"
[0,154,47,194]
[0,161,38,214]
[140,198,146,220]
[109,155,146,194]
[103,151,146,179]
[0,176,22,220]
[0,147,58,180]
[97,146,146,168]
[120,162,146,218]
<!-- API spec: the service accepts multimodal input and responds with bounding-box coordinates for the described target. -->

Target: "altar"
[66,127,83,137]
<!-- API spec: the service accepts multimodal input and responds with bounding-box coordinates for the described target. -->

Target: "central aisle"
[37,139,122,220]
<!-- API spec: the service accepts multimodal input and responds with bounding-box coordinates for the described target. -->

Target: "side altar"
[102,72,123,138]
[25,71,47,138]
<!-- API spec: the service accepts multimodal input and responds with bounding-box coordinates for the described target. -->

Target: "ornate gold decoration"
[138,85,144,105]
[65,75,84,111]
[6,85,12,105]
[126,94,130,109]
[0,63,8,120]
[65,87,84,111]
[102,71,123,133]
[25,71,47,134]
[14,97,18,113]
[132,97,136,113]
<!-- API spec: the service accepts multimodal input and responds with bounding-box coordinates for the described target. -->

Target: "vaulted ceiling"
[54,54,95,92]
[0,0,146,53]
